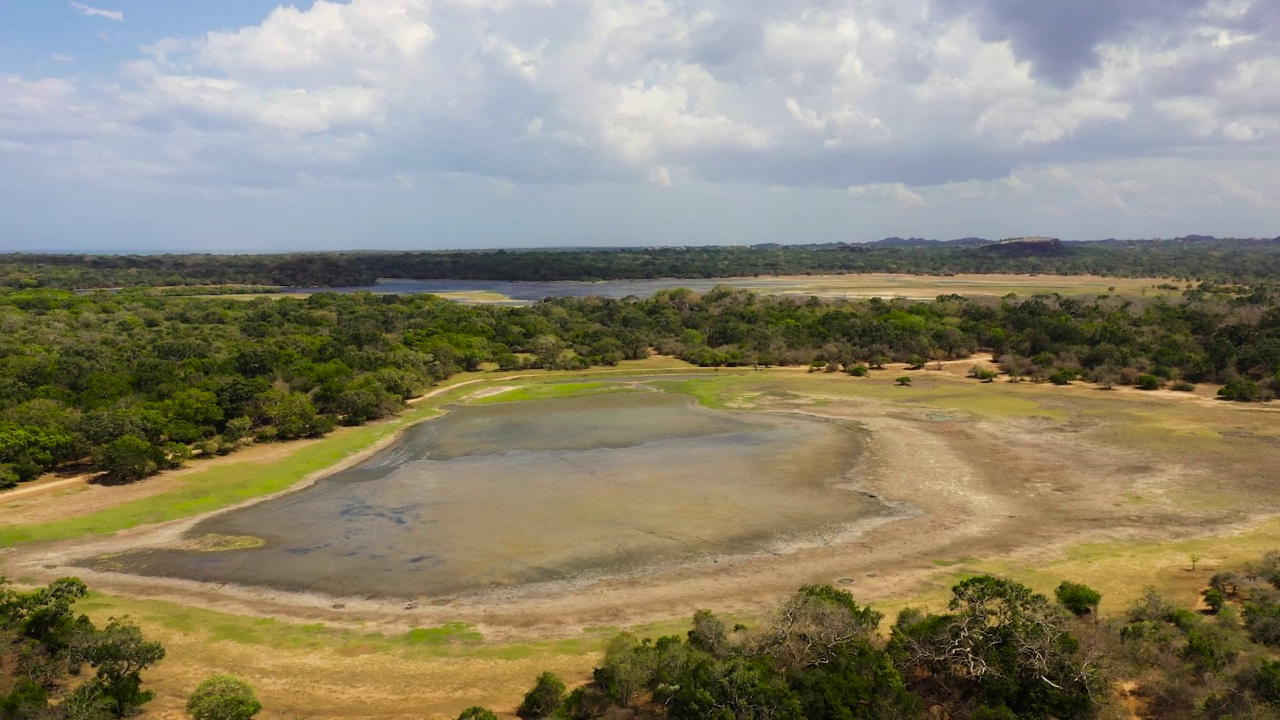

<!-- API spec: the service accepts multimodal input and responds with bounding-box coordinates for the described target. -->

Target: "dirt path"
[0,474,92,501]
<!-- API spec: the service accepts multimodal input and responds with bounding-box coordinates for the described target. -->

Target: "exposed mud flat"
[83,392,890,599]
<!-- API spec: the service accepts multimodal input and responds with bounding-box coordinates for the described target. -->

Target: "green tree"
[517,672,566,718]
[1251,659,1280,705]
[790,642,919,720]
[891,576,1100,719]
[255,388,329,440]
[186,675,262,720]
[596,634,654,708]
[1202,588,1226,614]
[895,376,912,386]
[1055,581,1102,619]
[75,618,168,717]
[93,435,159,483]
[456,708,497,720]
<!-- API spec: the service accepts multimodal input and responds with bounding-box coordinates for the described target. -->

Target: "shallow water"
[90,392,886,599]
[282,278,794,302]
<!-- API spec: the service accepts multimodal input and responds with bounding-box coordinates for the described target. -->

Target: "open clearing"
[3,359,1279,719]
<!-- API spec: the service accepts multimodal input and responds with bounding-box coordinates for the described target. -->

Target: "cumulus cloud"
[69,2,123,22]
[0,0,1275,229]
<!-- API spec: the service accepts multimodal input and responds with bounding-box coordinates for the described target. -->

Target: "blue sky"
[1,0,1277,253]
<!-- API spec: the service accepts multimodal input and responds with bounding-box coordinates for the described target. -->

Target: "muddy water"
[91,392,888,599]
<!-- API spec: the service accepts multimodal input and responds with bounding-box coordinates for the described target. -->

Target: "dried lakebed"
[83,391,901,600]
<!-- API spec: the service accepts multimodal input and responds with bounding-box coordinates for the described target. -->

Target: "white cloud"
[0,0,1273,227]
[1216,174,1278,209]
[69,2,123,22]
[848,183,926,209]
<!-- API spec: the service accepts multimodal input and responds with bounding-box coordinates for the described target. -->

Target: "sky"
[0,0,1277,253]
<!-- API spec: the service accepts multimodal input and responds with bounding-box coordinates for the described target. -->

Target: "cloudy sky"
[1,0,1277,252]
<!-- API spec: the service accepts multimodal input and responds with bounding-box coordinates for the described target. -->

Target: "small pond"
[88,391,888,598]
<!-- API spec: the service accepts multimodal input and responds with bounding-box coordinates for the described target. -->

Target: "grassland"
[4,361,1279,719]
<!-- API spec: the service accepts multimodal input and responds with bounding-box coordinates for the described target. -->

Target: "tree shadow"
[87,472,134,487]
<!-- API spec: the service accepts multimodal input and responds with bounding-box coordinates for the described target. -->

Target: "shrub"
[518,672,566,718]
[186,675,261,720]
[1219,377,1262,402]
[1171,380,1196,392]
[1137,374,1163,390]
[846,364,869,377]
[969,366,998,382]
[1049,368,1076,385]
[895,376,912,386]
[1252,659,1280,705]
[1055,581,1102,618]
[456,708,498,720]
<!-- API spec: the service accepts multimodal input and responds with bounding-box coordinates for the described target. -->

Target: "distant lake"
[280,278,772,303]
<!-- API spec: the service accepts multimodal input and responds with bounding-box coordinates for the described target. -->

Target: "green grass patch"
[468,381,641,405]
[0,401,449,547]
[403,623,484,646]
[647,374,757,409]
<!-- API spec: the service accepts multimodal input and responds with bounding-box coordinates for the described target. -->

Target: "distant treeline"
[2,282,1278,489]
[6,238,1280,289]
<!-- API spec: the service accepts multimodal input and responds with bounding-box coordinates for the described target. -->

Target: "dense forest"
[473,551,1280,720]
[5,238,1280,289]
[2,281,1278,490]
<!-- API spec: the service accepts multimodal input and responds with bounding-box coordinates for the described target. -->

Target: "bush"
[517,672,566,718]
[1055,581,1102,618]
[1137,374,1163,390]
[895,376,912,386]
[195,440,218,459]
[1220,377,1262,402]
[186,675,261,720]
[1181,628,1237,671]
[846,364,869,377]
[969,366,998,382]
[456,708,498,720]
[1171,380,1196,392]
[186,676,259,720]
[1049,368,1076,385]
[1252,659,1280,705]
[1203,588,1226,614]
